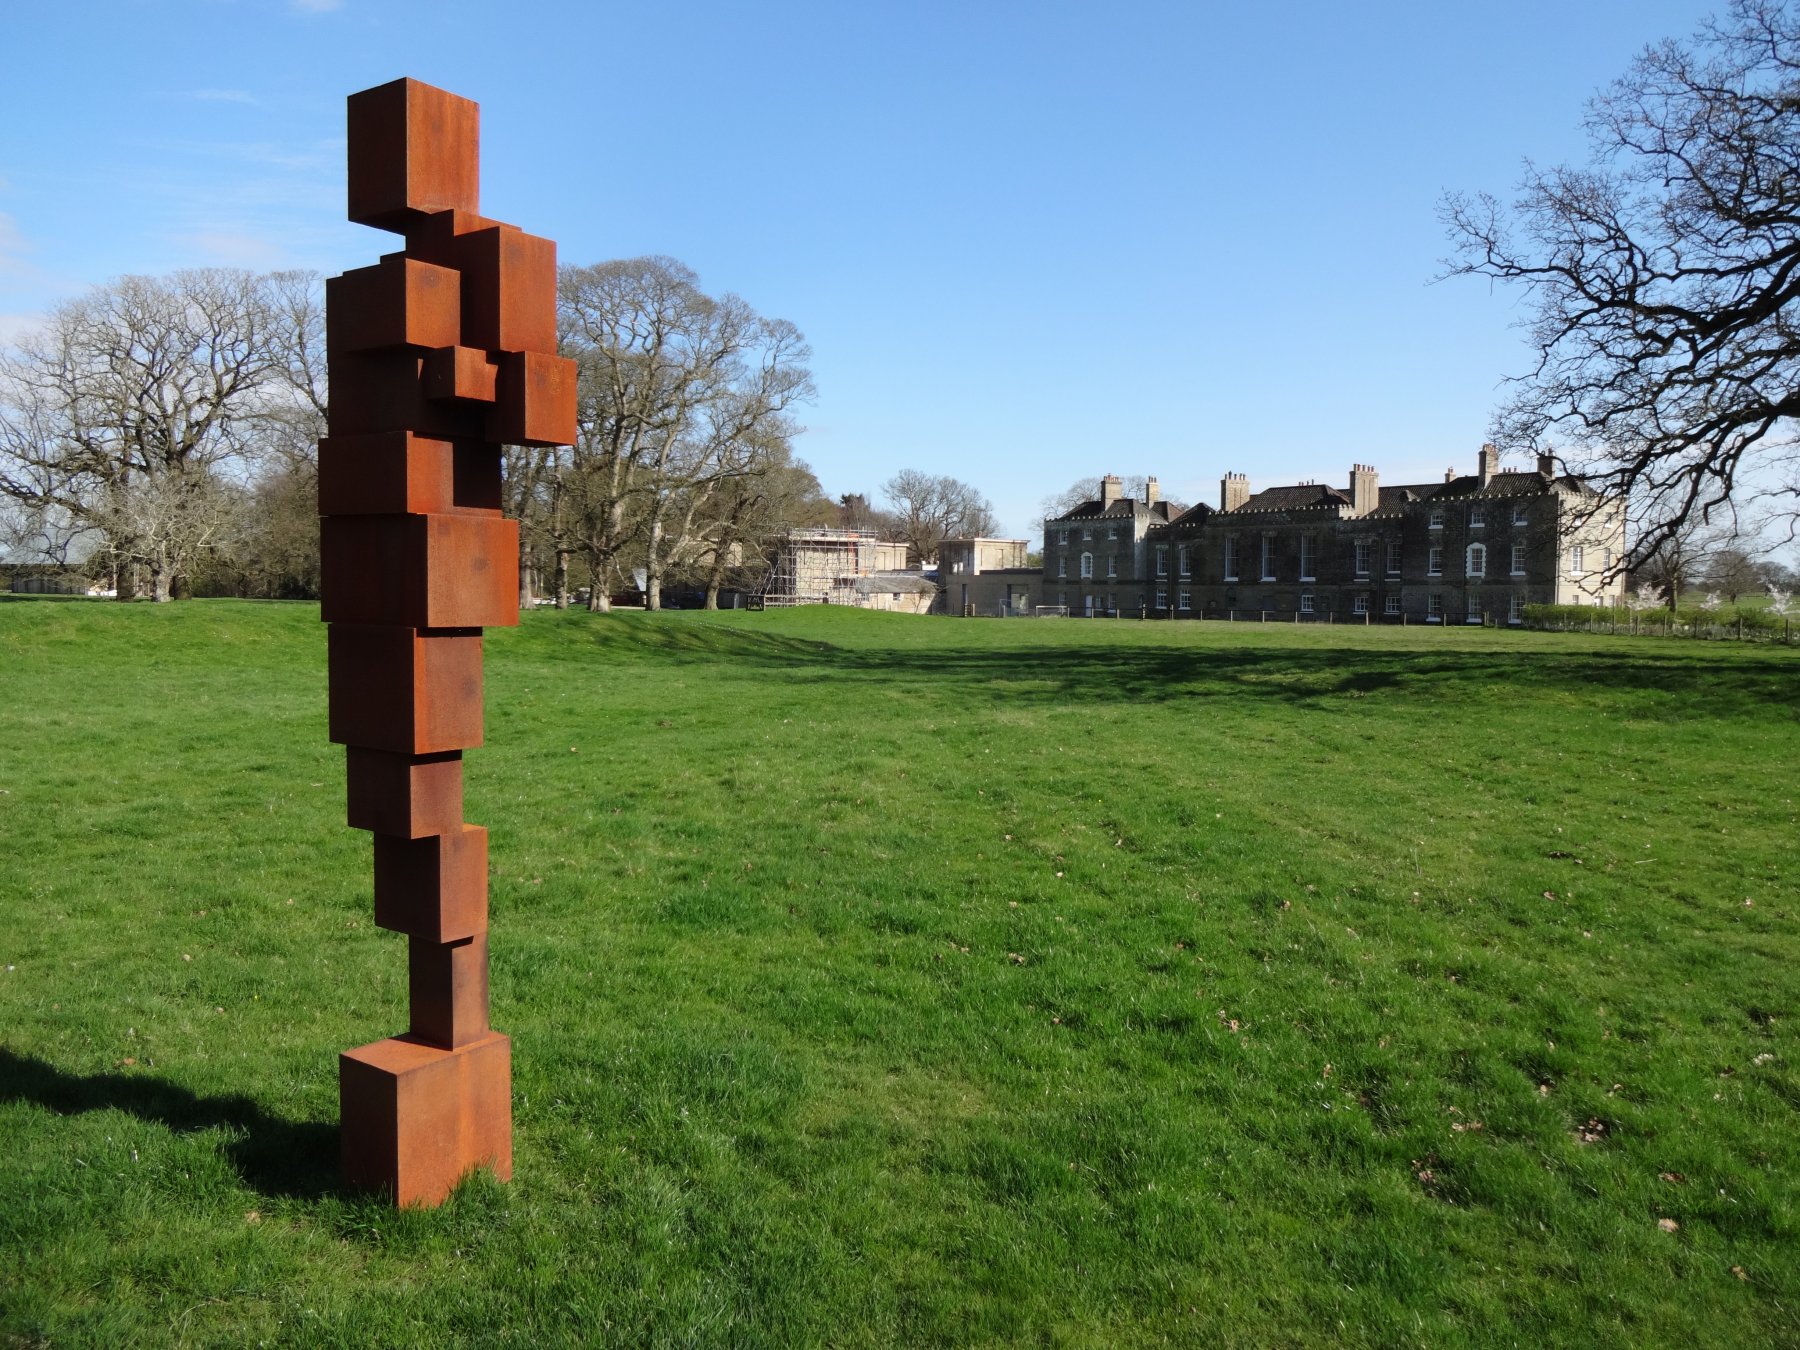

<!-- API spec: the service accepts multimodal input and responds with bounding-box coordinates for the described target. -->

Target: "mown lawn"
[0,598,1795,1347]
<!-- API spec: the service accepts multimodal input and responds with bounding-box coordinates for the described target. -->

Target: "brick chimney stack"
[1145,476,1161,506]
[1478,443,1500,488]
[1444,467,1457,483]
[1537,452,1557,478]
[1221,472,1250,511]
[1100,474,1123,506]
[1349,463,1378,517]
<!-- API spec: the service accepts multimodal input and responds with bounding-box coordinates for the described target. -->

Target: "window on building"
[1156,588,1167,609]
[1224,537,1240,580]
[1079,552,1093,579]
[1513,504,1529,525]
[1570,545,1585,575]
[1156,545,1168,576]
[1429,510,1444,529]
[1260,533,1275,581]
[1299,592,1314,613]
[1354,538,1373,576]
[1353,594,1369,615]
[1508,593,1523,624]
[1178,589,1190,611]
[1511,544,1526,576]
[1107,527,1118,540]
[1056,529,1068,545]
[1385,594,1402,615]
[1428,593,1444,621]
[1471,505,1485,527]
[1467,543,1486,577]
[1106,555,1117,578]
[1428,546,1444,575]
[1082,528,1092,541]
[1300,534,1316,580]
[1056,556,1066,578]
[1177,545,1190,576]
[1386,538,1402,575]
[1604,547,1614,569]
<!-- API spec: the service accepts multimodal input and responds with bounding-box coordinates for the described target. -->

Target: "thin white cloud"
[0,313,46,345]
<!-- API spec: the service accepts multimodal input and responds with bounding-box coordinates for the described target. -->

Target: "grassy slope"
[0,599,1795,1347]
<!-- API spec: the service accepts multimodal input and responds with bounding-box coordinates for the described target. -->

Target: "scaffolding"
[760,528,912,607]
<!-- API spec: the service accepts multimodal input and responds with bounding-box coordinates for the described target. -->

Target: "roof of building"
[855,572,938,595]
[1048,496,1183,525]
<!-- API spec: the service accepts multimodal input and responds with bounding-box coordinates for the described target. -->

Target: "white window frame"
[1224,537,1240,582]
[1427,593,1444,622]
[1354,538,1372,577]
[1470,506,1485,528]
[1429,510,1444,530]
[1155,587,1167,610]
[1177,545,1190,577]
[1155,545,1168,576]
[1299,534,1316,581]
[1178,588,1190,611]
[1570,545,1585,576]
[1299,592,1314,614]
[1106,554,1117,578]
[1508,593,1523,624]
[1512,504,1529,525]
[1385,594,1402,615]
[1107,526,1118,541]
[1352,594,1369,615]
[1467,543,1486,578]
[1260,533,1275,582]
[1079,551,1093,580]
[1386,538,1402,576]
[1428,545,1444,576]
[1057,556,1067,578]
[1510,544,1526,576]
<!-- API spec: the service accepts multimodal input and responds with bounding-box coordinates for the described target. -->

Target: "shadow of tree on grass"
[0,1047,338,1200]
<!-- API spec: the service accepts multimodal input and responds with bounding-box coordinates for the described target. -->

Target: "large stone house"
[1042,450,1624,623]
[1040,475,1185,616]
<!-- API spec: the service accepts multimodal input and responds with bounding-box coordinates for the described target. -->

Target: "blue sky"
[2,0,1721,536]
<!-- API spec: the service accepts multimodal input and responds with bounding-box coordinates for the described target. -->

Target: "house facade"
[1039,475,1185,616]
[936,537,1036,615]
[1043,450,1625,624]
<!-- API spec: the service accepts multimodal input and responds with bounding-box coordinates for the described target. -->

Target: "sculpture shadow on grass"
[0,1047,338,1201]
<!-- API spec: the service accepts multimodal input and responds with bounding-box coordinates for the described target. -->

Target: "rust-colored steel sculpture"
[323,78,575,1207]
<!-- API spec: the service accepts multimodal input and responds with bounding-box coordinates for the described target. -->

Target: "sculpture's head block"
[347,78,480,233]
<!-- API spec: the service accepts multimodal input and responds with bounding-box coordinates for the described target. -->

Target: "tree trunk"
[554,549,570,610]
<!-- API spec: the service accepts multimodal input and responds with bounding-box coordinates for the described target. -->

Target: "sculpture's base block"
[339,1030,511,1207]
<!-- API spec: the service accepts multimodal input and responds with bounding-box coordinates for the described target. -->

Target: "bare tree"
[1442,0,1800,568]
[880,470,999,566]
[0,269,322,600]
[555,257,815,611]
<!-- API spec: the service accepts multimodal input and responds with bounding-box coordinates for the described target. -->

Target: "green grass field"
[1,599,1795,1347]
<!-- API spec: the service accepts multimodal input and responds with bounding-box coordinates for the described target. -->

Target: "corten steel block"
[344,747,463,839]
[373,824,489,942]
[410,218,558,355]
[340,1031,512,1207]
[325,257,461,353]
[487,350,578,447]
[422,345,499,403]
[408,933,491,1048]
[318,434,502,517]
[328,349,486,440]
[347,79,479,232]
[320,513,519,629]
[327,626,484,755]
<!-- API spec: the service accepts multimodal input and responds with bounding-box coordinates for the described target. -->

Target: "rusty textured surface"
[327,626,483,755]
[317,433,503,517]
[327,76,574,1206]
[407,934,491,1048]
[373,825,489,942]
[339,1032,513,1207]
